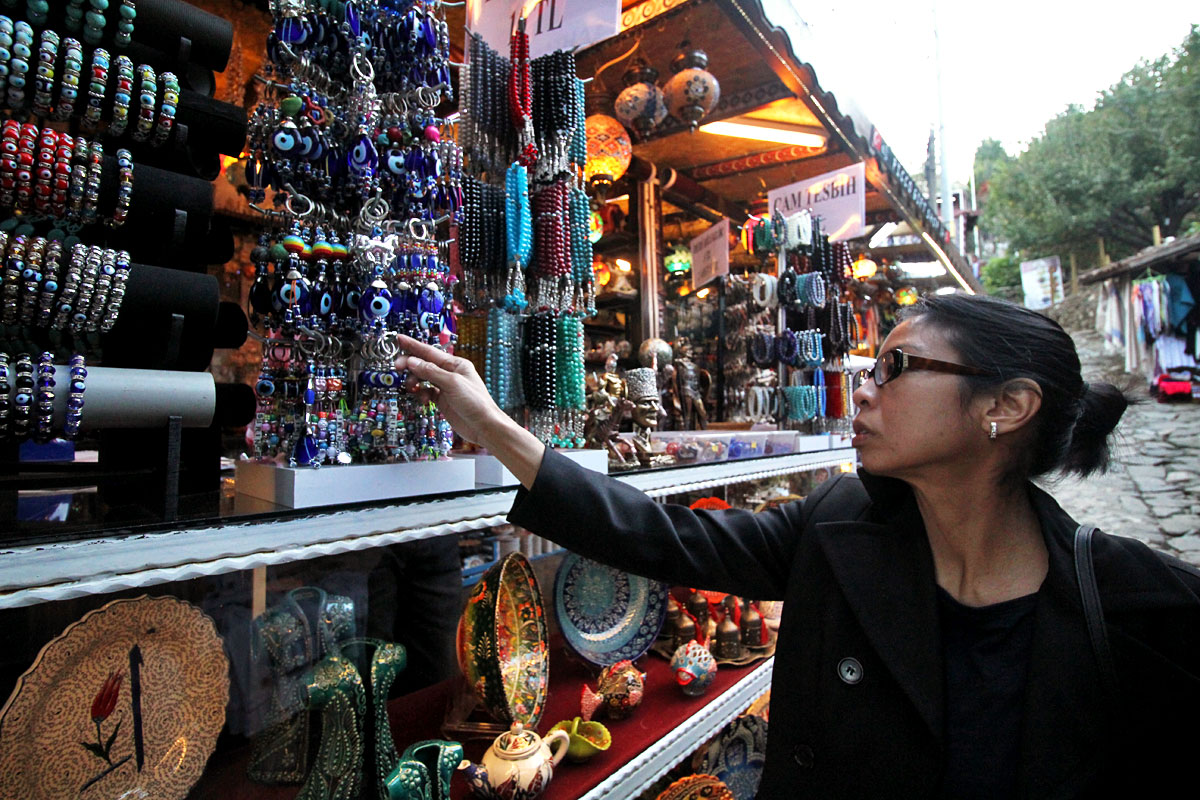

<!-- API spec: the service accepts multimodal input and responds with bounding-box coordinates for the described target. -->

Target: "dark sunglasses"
[857,348,990,388]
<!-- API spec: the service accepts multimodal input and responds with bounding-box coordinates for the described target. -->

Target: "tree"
[982,26,1200,262]
[981,255,1021,292]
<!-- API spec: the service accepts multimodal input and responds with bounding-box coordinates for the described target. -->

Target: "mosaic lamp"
[584,113,632,192]
[663,44,720,131]
[614,60,668,139]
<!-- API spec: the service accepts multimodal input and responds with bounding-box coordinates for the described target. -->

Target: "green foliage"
[982,26,1200,262]
[981,255,1021,292]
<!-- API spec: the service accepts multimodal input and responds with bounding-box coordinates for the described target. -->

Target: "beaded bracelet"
[775,329,800,367]
[52,37,83,122]
[50,131,72,218]
[2,234,25,325]
[85,247,116,331]
[63,353,85,438]
[108,147,132,227]
[64,0,86,33]
[51,243,85,329]
[67,134,88,222]
[82,0,108,46]
[32,127,56,214]
[35,237,61,326]
[69,245,102,333]
[18,235,44,325]
[13,122,37,213]
[0,16,13,101]
[0,120,18,208]
[30,28,57,117]
[81,48,110,134]
[11,352,32,440]
[99,248,128,331]
[114,0,135,48]
[151,71,178,147]
[6,20,32,111]
[108,55,133,137]
[33,350,55,442]
[82,139,103,224]
[0,351,8,438]
[131,63,156,143]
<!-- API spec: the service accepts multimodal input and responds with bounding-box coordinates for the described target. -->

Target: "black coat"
[508,449,1200,799]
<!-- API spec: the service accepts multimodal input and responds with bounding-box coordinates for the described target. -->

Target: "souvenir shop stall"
[1082,233,1200,396]
[0,0,961,798]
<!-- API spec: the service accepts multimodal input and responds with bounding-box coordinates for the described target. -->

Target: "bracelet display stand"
[235,457,478,509]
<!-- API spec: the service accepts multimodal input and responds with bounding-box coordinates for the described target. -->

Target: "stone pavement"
[1039,329,1200,566]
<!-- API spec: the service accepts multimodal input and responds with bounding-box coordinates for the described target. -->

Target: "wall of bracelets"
[738,207,861,431]
[0,0,220,449]
[452,30,594,449]
[241,0,465,466]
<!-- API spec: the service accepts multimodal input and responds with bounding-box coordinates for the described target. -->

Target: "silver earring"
[989,421,998,440]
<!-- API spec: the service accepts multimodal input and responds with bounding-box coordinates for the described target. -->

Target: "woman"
[398,294,1200,798]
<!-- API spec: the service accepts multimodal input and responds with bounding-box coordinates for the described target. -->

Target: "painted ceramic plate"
[654,774,735,800]
[554,553,669,666]
[457,552,550,726]
[0,595,229,800]
[699,714,770,800]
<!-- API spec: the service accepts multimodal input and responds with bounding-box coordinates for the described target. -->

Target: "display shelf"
[0,449,856,608]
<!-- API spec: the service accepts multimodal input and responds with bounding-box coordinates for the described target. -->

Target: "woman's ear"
[981,378,1043,438]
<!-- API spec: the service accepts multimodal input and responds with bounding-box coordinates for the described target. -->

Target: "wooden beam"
[1078,233,1200,285]
[690,143,829,180]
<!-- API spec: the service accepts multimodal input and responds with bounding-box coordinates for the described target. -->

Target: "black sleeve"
[506,448,846,599]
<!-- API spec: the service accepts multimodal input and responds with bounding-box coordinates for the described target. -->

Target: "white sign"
[1020,256,1065,310]
[467,0,620,59]
[690,218,730,289]
[766,162,866,242]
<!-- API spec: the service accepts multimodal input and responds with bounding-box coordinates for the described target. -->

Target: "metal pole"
[933,0,954,239]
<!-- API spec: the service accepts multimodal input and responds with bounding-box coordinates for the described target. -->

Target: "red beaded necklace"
[509,20,538,167]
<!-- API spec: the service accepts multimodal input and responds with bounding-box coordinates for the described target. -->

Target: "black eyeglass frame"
[866,347,990,387]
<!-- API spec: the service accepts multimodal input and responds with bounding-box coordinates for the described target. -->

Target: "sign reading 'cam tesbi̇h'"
[766,162,866,243]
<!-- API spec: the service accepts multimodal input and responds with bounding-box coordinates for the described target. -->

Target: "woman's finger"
[405,355,457,389]
[398,335,461,372]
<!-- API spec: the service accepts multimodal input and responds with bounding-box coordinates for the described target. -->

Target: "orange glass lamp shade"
[895,286,919,306]
[584,114,632,190]
[594,258,612,287]
[852,256,878,280]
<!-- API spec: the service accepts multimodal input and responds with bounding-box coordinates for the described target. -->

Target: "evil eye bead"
[360,280,392,320]
[256,377,275,397]
[378,371,395,387]
[271,120,300,155]
[385,148,405,175]
[346,133,377,177]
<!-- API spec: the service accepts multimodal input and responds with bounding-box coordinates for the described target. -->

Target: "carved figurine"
[585,354,633,466]
[625,367,671,468]
[671,336,711,430]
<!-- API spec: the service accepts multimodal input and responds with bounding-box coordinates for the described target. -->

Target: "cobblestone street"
[1039,329,1200,566]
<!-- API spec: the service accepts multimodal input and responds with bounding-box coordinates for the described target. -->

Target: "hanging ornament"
[663,44,720,132]
[614,60,667,139]
[583,113,632,192]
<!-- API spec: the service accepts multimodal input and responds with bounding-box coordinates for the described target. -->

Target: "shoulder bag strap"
[1074,524,1119,699]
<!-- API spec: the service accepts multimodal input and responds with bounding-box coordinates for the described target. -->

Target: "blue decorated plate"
[700,714,769,800]
[554,553,669,667]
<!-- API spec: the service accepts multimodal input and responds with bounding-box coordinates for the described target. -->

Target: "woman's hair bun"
[1061,381,1132,478]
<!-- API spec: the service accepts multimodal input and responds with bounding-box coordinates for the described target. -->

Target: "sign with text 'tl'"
[766,162,866,242]
[467,0,620,60]
[690,218,730,289]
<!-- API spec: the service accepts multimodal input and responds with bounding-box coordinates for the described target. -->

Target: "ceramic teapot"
[459,722,570,800]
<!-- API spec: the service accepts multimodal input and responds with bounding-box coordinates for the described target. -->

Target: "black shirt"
[937,586,1039,799]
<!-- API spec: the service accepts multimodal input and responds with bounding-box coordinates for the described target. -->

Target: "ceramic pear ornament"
[458,722,569,800]
[671,640,717,696]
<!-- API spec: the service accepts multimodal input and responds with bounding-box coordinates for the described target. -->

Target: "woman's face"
[851,318,986,479]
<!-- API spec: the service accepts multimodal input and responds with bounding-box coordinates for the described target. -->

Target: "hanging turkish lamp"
[663,43,720,132]
[614,59,667,139]
[665,243,692,274]
[584,113,632,193]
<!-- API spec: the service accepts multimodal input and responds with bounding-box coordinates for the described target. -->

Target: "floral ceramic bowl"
[457,552,550,727]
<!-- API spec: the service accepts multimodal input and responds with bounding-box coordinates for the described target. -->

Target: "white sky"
[784,0,1198,187]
